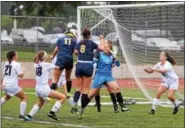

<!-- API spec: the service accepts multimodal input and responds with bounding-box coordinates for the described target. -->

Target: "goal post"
[77,2,184,107]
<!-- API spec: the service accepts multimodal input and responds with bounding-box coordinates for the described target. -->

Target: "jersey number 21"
[4,65,12,76]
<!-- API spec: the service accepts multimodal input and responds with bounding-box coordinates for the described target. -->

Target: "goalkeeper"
[79,40,129,119]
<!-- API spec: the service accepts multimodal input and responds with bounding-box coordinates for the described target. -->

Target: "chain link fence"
[1,15,76,61]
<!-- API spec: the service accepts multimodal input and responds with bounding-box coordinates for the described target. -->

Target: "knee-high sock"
[66,81,72,93]
[73,91,81,107]
[115,92,124,107]
[152,98,159,110]
[1,97,7,105]
[95,95,101,106]
[51,101,62,113]
[110,93,118,107]
[29,104,40,117]
[172,100,179,107]
[20,101,27,116]
[81,94,91,109]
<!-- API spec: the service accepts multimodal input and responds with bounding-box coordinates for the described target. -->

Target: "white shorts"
[36,85,51,99]
[162,79,179,90]
[4,85,22,97]
[57,75,66,88]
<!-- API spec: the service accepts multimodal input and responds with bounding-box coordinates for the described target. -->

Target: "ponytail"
[165,52,176,65]
[34,50,47,63]
[7,50,16,64]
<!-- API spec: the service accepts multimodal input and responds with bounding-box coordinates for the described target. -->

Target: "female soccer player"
[144,51,180,115]
[50,29,77,93]
[79,40,129,118]
[1,51,27,118]
[24,51,66,121]
[70,29,104,113]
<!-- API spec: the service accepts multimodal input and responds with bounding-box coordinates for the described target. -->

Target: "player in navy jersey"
[78,40,129,119]
[70,28,104,113]
[50,29,77,94]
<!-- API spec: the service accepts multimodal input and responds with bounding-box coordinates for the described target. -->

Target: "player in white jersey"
[24,51,66,121]
[144,51,180,115]
[1,51,27,119]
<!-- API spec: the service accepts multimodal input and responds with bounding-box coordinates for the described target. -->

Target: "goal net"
[77,2,184,107]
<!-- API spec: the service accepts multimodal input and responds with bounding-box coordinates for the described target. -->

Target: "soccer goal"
[77,2,184,107]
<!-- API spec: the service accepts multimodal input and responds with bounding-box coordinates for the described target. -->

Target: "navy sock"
[73,91,81,103]
[110,93,118,107]
[95,95,101,106]
[81,94,90,109]
[116,92,124,107]
[66,81,72,93]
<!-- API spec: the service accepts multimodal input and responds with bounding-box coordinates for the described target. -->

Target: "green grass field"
[1,88,184,128]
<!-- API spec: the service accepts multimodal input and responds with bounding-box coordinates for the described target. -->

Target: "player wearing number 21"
[24,51,66,121]
[1,51,27,119]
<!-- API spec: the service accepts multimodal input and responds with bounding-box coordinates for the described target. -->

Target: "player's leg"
[106,81,129,112]
[1,95,11,105]
[149,85,168,115]
[107,87,119,113]
[168,89,180,114]
[94,91,101,112]
[15,89,27,118]
[70,77,83,113]
[24,97,45,121]
[47,90,66,120]
[65,58,73,93]
[79,88,100,119]
[50,68,62,90]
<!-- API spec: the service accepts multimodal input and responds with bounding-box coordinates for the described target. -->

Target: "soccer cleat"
[24,115,32,121]
[114,106,119,113]
[70,107,79,114]
[149,109,155,115]
[121,106,129,112]
[18,115,24,119]
[97,105,101,112]
[172,105,180,115]
[47,112,59,121]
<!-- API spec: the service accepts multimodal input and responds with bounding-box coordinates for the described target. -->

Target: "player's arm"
[51,46,59,59]
[98,35,105,50]
[144,68,154,74]
[16,63,24,78]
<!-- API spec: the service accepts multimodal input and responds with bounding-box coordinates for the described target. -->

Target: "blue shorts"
[56,57,73,70]
[91,74,115,89]
[75,63,93,77]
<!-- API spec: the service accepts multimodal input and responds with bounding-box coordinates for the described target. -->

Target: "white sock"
[1,97,6,105]
[29,104,40,117]
[20,101,27,116]
[172,100,179,107]
[152,98,159,110]
[51,101,62,112]
[67,97,74,107]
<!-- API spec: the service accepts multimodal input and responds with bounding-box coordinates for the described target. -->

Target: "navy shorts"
[55,57,73,70]
[75,63,93,77]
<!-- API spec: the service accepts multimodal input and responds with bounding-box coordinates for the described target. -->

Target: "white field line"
[2,116,89,128]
